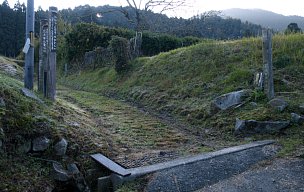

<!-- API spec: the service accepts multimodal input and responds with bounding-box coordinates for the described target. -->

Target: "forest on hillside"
[0,0,263,57]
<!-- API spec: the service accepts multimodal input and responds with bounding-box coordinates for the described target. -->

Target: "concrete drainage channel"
[91,140,277,192]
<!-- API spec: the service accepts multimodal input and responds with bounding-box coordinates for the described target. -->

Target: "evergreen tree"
[0,0,26,57]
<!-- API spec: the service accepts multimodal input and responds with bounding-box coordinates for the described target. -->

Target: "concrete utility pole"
[47,7,58,101]
[262,29,275,100]
[38,19,48,93]
[24,0,35,90]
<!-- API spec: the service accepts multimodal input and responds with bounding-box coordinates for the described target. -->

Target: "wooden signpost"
[38,19,48,93]
[47,7,58,101]
[38,7,57,101]
[262,29,275,100]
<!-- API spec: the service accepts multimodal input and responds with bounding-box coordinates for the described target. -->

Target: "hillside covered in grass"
[63,34,304,156]
[1,33,304,191]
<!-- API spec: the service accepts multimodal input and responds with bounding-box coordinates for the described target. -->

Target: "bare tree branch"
[122,0,186,31]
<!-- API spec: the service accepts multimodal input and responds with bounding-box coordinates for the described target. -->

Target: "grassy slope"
[0,57,103,191]
[0,57,55,191]
[63,34,304,157]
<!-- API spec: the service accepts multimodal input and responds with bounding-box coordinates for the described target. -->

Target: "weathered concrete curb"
[95,140,276,191]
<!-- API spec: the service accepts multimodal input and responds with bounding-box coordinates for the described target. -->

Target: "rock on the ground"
[69,122,80,128]
[250,102,258,107]
[54,138,68,156]
[0,97,5,107]
[21,88,43,104]
[299,105,304,113]
[68,163,90,192]
[291,113,304,125]
[67,163,80,175]
[0,128,4,138]
[32,136,50,152]
[0,63,18,77]
[211,90,250,113]
[17,140,32,154]
[52,162,90,191]
[268,98,288,112]
[262,145,281,156]
[0,127,3,148]
[52,162,71,182]
[235,119,290,135]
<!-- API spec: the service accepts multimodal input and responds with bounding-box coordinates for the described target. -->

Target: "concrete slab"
[96,140,276,192]
[91,154,131,176]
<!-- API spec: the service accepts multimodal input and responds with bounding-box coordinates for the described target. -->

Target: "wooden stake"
[262,29,275,100]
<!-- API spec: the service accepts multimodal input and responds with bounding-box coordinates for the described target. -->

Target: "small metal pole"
[24,0,35,90]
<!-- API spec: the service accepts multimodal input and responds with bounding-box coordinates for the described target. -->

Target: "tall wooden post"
[38,19,48,93]
[262,29,275,100]
[24,0,35,90]
[47,7,58,101]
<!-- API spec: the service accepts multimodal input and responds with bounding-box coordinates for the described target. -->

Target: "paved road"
[197,158,304,192]
[145,143,276,192]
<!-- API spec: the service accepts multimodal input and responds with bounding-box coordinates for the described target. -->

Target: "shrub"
[109,36,130,73]
[273,54,291,69]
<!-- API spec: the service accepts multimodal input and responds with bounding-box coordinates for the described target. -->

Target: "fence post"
[38,19,48,93]
[262,29,275,100]
[24,0,34,90]
[47,7,58,101]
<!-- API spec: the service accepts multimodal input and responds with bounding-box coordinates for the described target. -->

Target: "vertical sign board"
[48,7,58,101]
[49,7,57,52]
[24,0,34,90]
[42,23,49,97]
[38,19,48,93]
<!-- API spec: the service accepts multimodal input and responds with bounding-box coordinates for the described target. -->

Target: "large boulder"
[68,163,90,192]
[0,63,18,76]
[0,127,4,139]
[0,128,4,149]
[52,163,90,192]
[54,138,68,156]
[268,98,288,112]
[0,97,5,107]
[17,140,32,154]
[21,88,43,104]
[84,51,96,67]
[52,162,71,182]
[32,136,50,152]
[235,119,290,135]
[211,90,250,113]
[291,113,304,125]
[299,105,304,114]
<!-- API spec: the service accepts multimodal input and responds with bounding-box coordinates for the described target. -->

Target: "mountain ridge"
[222,8,304,31]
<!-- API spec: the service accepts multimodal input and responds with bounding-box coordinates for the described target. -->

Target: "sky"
[6,0,304,18]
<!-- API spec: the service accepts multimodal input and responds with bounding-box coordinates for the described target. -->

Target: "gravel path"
[197,158,304,192]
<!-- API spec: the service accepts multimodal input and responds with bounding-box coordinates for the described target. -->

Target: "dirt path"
[55,86,207,168]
